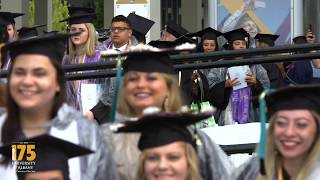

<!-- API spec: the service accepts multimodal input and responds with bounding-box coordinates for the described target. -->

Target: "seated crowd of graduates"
[0,6,319,180]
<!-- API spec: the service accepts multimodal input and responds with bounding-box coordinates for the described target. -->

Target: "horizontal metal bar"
[1,46,319,80]
[171,43,320,63]
[64,52,320,80]
[63,43,320,72]
[175,52,320,70]
[220,143,257,155]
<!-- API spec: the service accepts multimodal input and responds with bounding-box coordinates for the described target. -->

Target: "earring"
[163,96,169,112]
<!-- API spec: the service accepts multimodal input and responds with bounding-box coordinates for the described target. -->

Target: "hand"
[242,0,256,12]
[225,78,239,87]
[191,71,199,81]
[306,31,316,43]
[245,74,257,85]
[84,111,95,121]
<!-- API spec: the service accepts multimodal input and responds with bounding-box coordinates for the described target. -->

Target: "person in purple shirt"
[60,7,101,111]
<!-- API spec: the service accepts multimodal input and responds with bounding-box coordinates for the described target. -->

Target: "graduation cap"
[123,51,174,74]
[61,6,96,24]
[292,35,307,44]
[189,27,222,41]
[265,85,320,117]
[60,7,96,25]
[148,40,176,48]
[116,111,212,150]
[60,13,97,25]
[0,12,24,25]
[254,33,279,47]
[17,24,46,39]
[165,21,188,38]
[4,32,78,63]
[223,28,250,43]
[174,35,196,46]
[127,13,155,43]
[68,6,95,16]
[0,134,93,179]
[43,30,59,35]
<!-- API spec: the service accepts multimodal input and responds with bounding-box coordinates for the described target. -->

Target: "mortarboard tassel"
[258,88,273,176]
[111,54,123,122]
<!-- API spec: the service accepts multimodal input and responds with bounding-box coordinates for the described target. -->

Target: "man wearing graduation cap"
[207,28,269,125]
[0,134,93,180]
[99,15,138,51]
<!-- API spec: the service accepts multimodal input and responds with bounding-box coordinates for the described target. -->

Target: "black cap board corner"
[223,28,250,43]
[4,32,79,63]
[116,111,213,150]
[127,12,155,36]
[148,40,176,48]
[174,35,196,46]
[190,27,222,41]
[18,24,47,39]
[254,33,279,47]
[265,85,320,117]
[127,12,155,43]
[68,6,95,16]
[0,12,24,25]
[165,21,188,38]
[122,50,174,75]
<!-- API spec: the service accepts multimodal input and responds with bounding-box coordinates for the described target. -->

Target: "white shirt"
[112,43,128,52]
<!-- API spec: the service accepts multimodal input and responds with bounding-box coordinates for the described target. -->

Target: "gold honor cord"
[277,159,284,180]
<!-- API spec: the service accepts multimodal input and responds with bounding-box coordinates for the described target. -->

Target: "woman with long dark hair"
[0,33,118,180]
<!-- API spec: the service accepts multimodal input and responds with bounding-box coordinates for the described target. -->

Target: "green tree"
[94,0,104,29]
[28,0,35,26]
[28,0,69,32]
[52,0,69,31]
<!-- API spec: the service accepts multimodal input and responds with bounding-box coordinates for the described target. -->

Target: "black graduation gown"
[208,76,265,110]
[181,70,210,105]
[90,100,112,125]
[262,63,285,88]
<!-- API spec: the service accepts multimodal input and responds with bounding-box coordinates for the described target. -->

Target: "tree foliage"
[52,0,69,31]
[94,0,104,29]
[28,0,69,31]
[28,0,35,26]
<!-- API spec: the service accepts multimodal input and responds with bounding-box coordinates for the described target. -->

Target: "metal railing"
[220,143,257,155]
[1,43,319,154]
[1,43,320,80]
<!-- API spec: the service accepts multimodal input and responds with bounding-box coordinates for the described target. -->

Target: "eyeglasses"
[110,27,130,32]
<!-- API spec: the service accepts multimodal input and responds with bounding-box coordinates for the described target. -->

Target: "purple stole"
[231,86,251,124]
